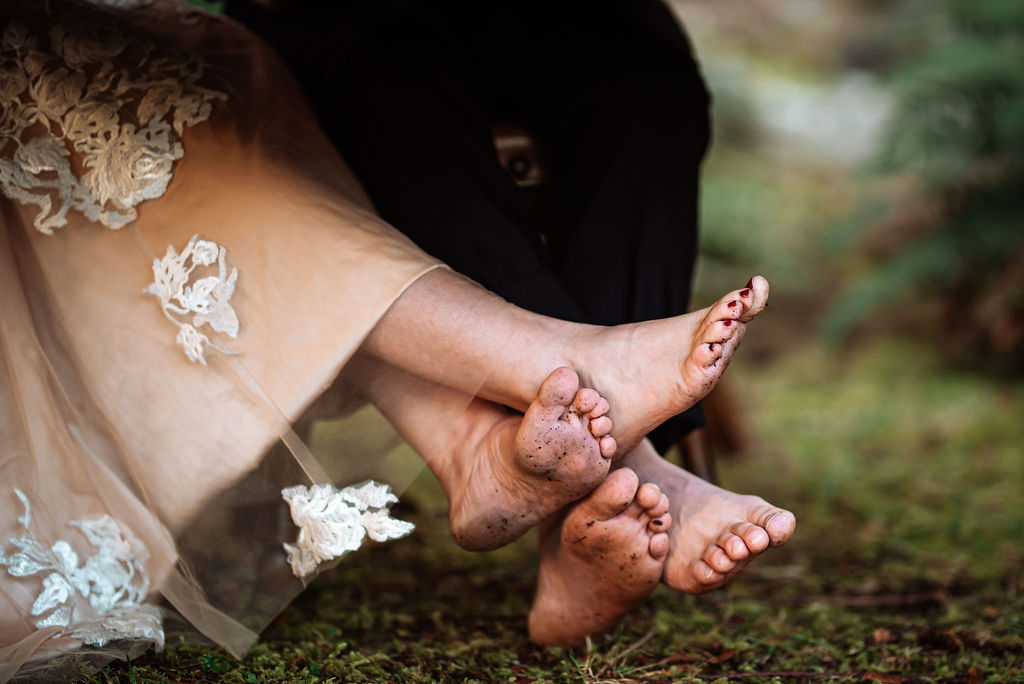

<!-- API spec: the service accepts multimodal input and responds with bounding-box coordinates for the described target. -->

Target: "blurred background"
[109,0,1023,680]
[673,0,1023,588]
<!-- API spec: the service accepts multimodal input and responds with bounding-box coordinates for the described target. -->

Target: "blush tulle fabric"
[0,0,446,678]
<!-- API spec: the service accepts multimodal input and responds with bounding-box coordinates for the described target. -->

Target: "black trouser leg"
[491,1,712,447]
[228,0,712,447]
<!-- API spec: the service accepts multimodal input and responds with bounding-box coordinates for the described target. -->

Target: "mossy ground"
[79,334,1023,683]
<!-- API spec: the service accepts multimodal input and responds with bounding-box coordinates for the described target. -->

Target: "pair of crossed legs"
[347,267,796,646]
[228,0,794,644]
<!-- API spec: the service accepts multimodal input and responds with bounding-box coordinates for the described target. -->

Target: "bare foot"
[363,271,768,456]
[449,367,617,551]
[621,440,796,593]
[528,468,671,647]
[571,277,769,453]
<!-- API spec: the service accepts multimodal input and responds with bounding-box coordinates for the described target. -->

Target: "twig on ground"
[593,626,658,679]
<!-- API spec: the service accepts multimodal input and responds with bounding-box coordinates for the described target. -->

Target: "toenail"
[651,519,663,526]
[750,530,767,546]
[703,567,714,579]
[740,289,750,297]
[746,278,753,288]
[723,320,732,327]
[727,300,737,308]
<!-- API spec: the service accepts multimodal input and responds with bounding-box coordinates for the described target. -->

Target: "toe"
[647,492,670,519]
[599,435,617,459]
[589,415,613,438]
[575,468,638,521]
[648,512,671,534]
[587,397,610,419]
[697,313,744,346]
[704,545,737,574]
[709,294,746,323]
[692,341,723,367]
[716,532,751,561]
[716,318,740,340]
[649,532,670,560]
[573,388,600,414]
[537,367,580,408]
[764,509,796,546]
[692,560,724,585]
[738,276,769,322]
[746,500,796,546]
[635,482,661,510]
[732,521,770,553]
[525,368,584,430]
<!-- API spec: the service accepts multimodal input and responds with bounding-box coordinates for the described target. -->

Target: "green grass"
[730,338,1024,578]
[79,336,1023,683]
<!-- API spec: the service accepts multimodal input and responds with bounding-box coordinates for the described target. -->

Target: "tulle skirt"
[0,0,443,678]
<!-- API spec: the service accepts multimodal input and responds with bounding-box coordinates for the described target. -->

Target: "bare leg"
[620,440,796,593]
[528,468,671,647]
[362,269,768,452]
[345,357,616,550]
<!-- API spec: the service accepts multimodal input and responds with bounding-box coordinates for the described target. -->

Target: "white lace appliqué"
[143,235,239,364]
[282,482,415,580]
[0,10,225,233]
[0,489,164,649]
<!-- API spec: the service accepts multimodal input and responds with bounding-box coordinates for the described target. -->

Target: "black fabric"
[227,0,712,450]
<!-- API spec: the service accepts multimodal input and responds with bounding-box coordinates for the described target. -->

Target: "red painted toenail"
[740,289,750,297]
[746,279,754,288]
[727,300,737,308]
[723,320,732,327]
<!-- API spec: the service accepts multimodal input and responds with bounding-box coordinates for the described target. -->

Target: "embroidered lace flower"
[0,489,164,649]
[282,482,415,580]
[143,235,239,364]
[0,3,225,233]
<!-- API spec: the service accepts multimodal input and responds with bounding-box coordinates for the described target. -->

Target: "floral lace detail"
[0,489,164,649]
[282,482,415,579]
[0,3,225,233]
[143,235,239,364]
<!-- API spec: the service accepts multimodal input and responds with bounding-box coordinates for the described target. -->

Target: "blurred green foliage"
[186,0,225,14]
[823,0,1024,369]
